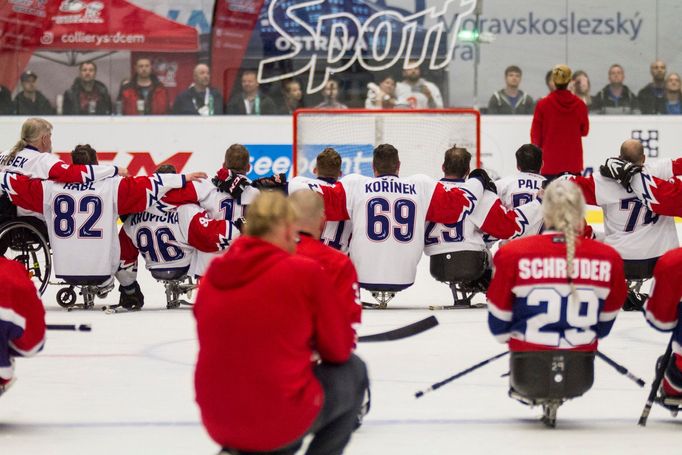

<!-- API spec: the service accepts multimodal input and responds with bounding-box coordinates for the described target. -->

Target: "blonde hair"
[244,191,299,237]
[542,179,585,303]
[9,118,53,159]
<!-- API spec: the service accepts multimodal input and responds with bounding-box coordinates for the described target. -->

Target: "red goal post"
[292,108,481,179]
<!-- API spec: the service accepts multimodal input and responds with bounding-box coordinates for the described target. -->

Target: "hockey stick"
[46,324,92,332]
[596,351,646,387]
[358,316,438,343]
[639,337,674,426]
[415,351,509,398]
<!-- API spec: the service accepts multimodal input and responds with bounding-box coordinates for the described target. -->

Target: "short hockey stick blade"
[358,316,438,343]
[46,324,92,332]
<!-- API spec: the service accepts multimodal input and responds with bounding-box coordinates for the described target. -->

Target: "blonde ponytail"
[542,179,586,303]
[8,118,53,160]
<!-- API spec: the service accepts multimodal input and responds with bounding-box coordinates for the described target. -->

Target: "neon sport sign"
[258,0,477,94]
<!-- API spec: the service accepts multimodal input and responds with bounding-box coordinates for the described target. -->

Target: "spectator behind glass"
[638,59,667,114]
[0,85,13,115]
[365,75,398,109]
[657,72,682,115]
[226,70,277,115]
[593,64,639,114]
[117,57,169,115]
[13,71,55,115]
[569,70,597,112]
[315,80,348,109]
[395,62,444,108]
[279,79,304,114]
[62,61,112,115]
[544,69,556,94]
[487,65,534,115]
[172,64,224,115]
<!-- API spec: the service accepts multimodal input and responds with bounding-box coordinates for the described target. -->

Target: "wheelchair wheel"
[56,287,77,308]
[0,220,52,295]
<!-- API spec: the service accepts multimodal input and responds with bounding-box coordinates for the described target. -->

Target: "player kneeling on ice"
[194,191,367,455]
[0,257,45,396]
[487,179,627,427]
[116,164,238,310]
[425,146,543,309]
[0,144,206,310]
[639,248,682,416]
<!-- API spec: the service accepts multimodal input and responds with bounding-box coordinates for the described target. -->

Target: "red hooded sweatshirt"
[531,89,589,175]
[194,236,354,451]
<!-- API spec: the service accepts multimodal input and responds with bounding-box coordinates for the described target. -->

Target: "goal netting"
[293,109,480,179]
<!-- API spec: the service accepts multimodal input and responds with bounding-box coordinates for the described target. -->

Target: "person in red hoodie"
[531,64,590,180]
[194,191,367,455]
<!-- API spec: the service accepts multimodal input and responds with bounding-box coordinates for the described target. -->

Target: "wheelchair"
[0,197,51,296]
[429,250,490,309]
[508,350,595,428]
[151,267,197,309]
[622,258,658,312]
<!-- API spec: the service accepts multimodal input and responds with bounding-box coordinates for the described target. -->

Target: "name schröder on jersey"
[518,257,612,282]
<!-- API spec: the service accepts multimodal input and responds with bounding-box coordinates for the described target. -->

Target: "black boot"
[118,282,144,310]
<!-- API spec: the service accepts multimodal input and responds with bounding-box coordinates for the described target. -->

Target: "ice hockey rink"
[0,222,680,455]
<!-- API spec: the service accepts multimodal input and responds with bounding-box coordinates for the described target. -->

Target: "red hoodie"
[194,236,354,451]
[531,89,589,175]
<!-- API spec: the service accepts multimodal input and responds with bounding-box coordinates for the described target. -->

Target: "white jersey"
[495,171,545,209]
[0,172,185,281]
[288,175,353,252]
[574,159,678,261]
[424,179,543,256]
[124,205,196,272]
[0,147,118,218]
[395,79,444,108]
[179,178,258,275]
[321,173,481,288]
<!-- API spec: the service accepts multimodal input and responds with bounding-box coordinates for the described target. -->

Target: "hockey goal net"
[293,109,480,179]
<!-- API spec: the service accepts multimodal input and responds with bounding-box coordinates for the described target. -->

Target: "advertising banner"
[0,115,676,181]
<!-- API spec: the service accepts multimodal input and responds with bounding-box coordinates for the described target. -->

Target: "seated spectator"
[395,62,444,108]
[62,61,112,115]
[544,69,556,94]
[172,63,223,115]
[13,71,55,115]
[225,70,277,115]
[658,72,682,115]
[570,70,597,112]
[315,80,348,109]
[593,64,639,114]
[487,65,534,115]
[0,85,12,115]
[638,60,667,114]
[365,75,398,109]
[117,57,168,115]
[279,79,304,114]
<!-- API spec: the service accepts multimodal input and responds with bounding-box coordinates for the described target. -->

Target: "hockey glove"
[252,173,288,191]
[212,168,250,199]
[468,168,497,193]
[599,157,643,191]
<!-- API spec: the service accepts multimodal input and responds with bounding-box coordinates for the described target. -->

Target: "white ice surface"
[0,224,680,454]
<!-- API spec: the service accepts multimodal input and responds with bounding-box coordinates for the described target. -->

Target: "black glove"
[252,173,288,191]
[468,168,497,193]
[234,217,246,233]
[599,157,642,191]
[212,168,250,199]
